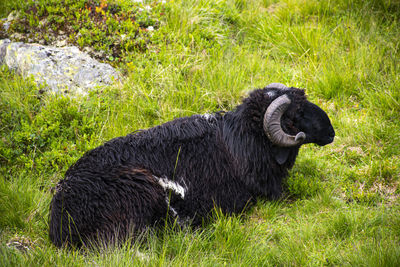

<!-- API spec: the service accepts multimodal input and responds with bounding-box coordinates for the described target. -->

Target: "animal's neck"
[220,109,300,198]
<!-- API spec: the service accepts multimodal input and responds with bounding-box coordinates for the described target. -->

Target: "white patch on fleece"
[164,194,179,219]
[163,194,192,226]
[154,176,186,199]
[202,113,215,121]
[267,91,276,98]
[178,176,188,191]
[168,203,178,217]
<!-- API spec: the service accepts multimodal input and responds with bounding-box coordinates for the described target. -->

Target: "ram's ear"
[272,146,290,165]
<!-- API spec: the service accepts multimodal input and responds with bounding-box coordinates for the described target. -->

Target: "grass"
[1,0,399,265]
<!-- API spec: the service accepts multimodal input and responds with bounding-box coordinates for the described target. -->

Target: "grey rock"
[0,39,120,94]
[0,39,10,65]
[55,38,68,47]
[2,18,10,31]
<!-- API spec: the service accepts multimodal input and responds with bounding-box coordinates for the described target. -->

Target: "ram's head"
[263,83,335,148]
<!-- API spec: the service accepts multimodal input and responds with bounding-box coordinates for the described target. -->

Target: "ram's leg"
[49,167,169,247]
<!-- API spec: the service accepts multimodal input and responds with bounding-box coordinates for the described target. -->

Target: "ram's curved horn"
[263,94,306,147]
[266,83,289,90]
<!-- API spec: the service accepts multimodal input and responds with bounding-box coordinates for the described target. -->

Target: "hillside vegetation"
[1,0,399,266]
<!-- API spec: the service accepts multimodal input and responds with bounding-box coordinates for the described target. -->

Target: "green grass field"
[1,0,399,265]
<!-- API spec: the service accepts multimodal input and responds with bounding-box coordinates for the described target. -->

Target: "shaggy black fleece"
[49,86,335,247]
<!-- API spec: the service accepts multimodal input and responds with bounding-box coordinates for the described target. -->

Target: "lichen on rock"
[0,39,120,94]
